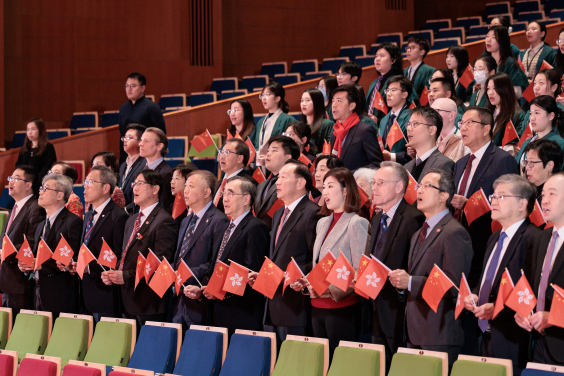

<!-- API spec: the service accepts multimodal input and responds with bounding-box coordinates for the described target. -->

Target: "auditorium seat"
[304,71,332,81]
[517,10,545,23]
[522,362,564,375]
[5,310,52,363]
[456,16,482,31]
[274,73,300,86]
[188,91,217,107]
[72,185,85,208]
[73,128,97,135]
[9,131,26,149]
[339,45,366,62]
[43,314,92,367]
[271,335,328,376]
[210,77,238,95]
[260,62,287,78]
[438,27,465,43]
[375,33,403,47]
[407,30,434,45]
[511,22,527,32]
[107,367,153,376]
[545,18,560,24]
[18,354,60,376]
[171,325,227,376]
[484,2,510,20]
[388,347,448,376]
[167,137,188,159]
[218,330,275,376]
[290,59,318,78]
[66,161,85,184]
[451,355,512,376]
[465,35,486,43]
[551,9,564,21]
[47,129,71,141]
[0,188,14,211]
[432,38,461,51]
[327,341,384,376]
[425,19,451,34]
[321,57,349,74]
[100,111,119,128]
[127,322,180,374]
[63,360,105,376]
[368,44,379,56]
[220,89,248,100]
[0,212,7,236]
[145,95,155,102]
[468,25,490,37]
[288,112,301,122]
[163,106,190,113]
[69,112,98,131]
[486,13,513,24]
[513,0,540,19]
[0,308,12,350]
[546,0,564,16]
[158,94,187,111]
[240,75,269,93]
[0,350,17,376]
[355,56,374,68]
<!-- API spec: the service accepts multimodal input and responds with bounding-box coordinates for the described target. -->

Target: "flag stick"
[100,265,107,272]
[228,259,256,274]
[207,129,220,152]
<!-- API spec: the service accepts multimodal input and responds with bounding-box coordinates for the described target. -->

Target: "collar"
[501,219,526,240]
[15,194,34,209]
[471,141,491,160]
[129,95,146,106]
[47,205,66,225]
[285,194,307,213]
[194,200,213,220]
[126,154,140,166]
[225,167,245,180]
[409,61,423,73]
[416,146,437,162]
[383,197,403,221]
[230,209,251,226]
[391,104,406,118]
[139,202,159,218]
[425,208,450,231]
[146,157,164,170]
[92,197,112,214]
[438,126,456,144]
[529,41,544,54]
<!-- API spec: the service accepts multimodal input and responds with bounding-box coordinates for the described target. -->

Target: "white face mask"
[474,70,487,85]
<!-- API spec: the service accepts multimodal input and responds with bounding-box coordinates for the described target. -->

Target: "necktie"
[478,232,507,332]
[538,231,560,311]
[418,222,429,244]
[216,222,236,264]
[383,114,397,148]
[5,204,17,233]
[367,76,385,114]
[373,213,390,260]
[175,215,199,268]
[454,154,476,220]
[214,179,227,207]
[44,217,51,239]
[275,208,291,246]
[380,213,389,233]
[119,211,144,271]
[83,210,97,246]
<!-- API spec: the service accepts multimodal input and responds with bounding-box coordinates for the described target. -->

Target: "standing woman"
[49,161,84,219]
[16,118,57,195]
[90,151,126,209]
[555,28,564,103]
[228,99,255,140]
[312,155,345,205]
[300,88,335,152]
[446,45,475,102]
[489,16,521,59]
[520,21,556,83]
[318,76,339,121]
[470,56,497,107]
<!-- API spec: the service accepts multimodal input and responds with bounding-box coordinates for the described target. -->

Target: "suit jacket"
[80,200,128,314]
[404,148,454,182]
[0,197,45,295]
[167,203,187,228]
[403,62,436,97]
[154,160,174,209]
[120,206,178,316]
[34,207,83,315]
[254,176,279,229]
[215,169,259,213]
[204,213,269,332]
[267,196,321,327]
[330,121,383,171]
[118,156,146,208]
[406,212,473,346]
[369,199,425,341]
[454,142,519,287]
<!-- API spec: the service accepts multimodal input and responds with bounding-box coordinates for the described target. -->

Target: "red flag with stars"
[298,153,312,166]
[541,60,554,71]
[1,236,17,264]
[267,199,285,218]
[464,188,491,226]
[252,168,266,184]
[253,257,284,299]
[322,140,331,155]
[455,273,472,319]
[326,252,355,292]
[523,82,536,103]
[409,101,417,109]
[34,238,53,272]
[245,139,257,165]
[420,87,429,106]
[529,200,547,227]
[505,274,537,318]
[386,120,405,150]
[205,260,229,300]
[517,123,533,149]
[502,120,519,147]
[135,253,146,290]
[459,64,475,89]
[148,258,176,298]
[171,192,187,219]
[422,264,456,313]
[145,249,160,280]
[548,284,564,328]
[16,236,33,267]
[356,256,391,299]
[372,90,388,115]
[76,244,96,279]
[403,171,418,205]
[51,235,74,266]
[190,130,216,153]
[283,258,304,295]
[175,259,194,296]
[491,220,503,233]
[223,260,249,296]
[357,184,370,208]
[493,269,514,319]
[307,252,337,296]
[98,238,117,269]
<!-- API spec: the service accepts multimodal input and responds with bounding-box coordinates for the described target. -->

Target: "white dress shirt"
[459,141,491,197]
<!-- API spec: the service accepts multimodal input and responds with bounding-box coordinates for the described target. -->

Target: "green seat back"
[451,360,506,376]
[5,313,49,363]
[44,317,89,366]
[83,321,131,368]
[327,346,379,376]
[0,213,7,234]
[272,340,324,376]
[188,135,221,158]
[0,311,9,350]
[388,353,442,376]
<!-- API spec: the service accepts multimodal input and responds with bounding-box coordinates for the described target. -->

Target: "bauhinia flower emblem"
[230,273,243,286]
[365,272,380,287]
[337,265,350,280]
[517,288,534,305]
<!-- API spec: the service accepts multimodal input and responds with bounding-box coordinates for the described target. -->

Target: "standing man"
[169,163,198,226]
[119,123,146,208]
[431,98,469,162]
[404,36,436,97]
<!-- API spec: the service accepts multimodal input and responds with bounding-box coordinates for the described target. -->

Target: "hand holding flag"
[253,257,285,299]
[205,260,229,300]
[307,252,337,296]
[175,259,197,296]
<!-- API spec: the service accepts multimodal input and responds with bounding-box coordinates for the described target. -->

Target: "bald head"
[431,98,457,132]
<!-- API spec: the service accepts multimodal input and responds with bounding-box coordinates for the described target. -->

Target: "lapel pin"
[102,215,105,217]
[206,219,209,223]
[436,229,441,233]
[146,221,149,225]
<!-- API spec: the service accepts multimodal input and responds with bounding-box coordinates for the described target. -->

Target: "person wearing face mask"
[227,99,255,141]
[318,76,339,122]
[523,139,563,205]
[299,89,335,152]
[470,57,497,108]
[520,21,556,82]
[446,45,475,103]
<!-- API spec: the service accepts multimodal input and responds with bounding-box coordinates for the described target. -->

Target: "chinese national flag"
[370,192,379,220]
[529,200,547,227]
[493,269,514,319]
[455,273,472,320]
[409,101,417,109]
[16,237,33,267]
[459,65,475,89]
[51,235,74,266]
[76,244,96,279]
[403,171,418,205]
[386,120,405,150]
[34,238,53,272]
[491,220,503,233]
[175,259,194,296]
[145,249,160,280]
[148,258,176,298]
[357,184,370,208]
[523,83,536,103]
[322,140,331,155]
[226,130,233,140]
[548,284,564,328]
[422,264,456,313]
[372,90,388,115]
[517,123,533,149]
[505,274,537,318]
[223,260,248,296]
[325,252,355,292]
[190,130,215,153]
[298,153,312,166]
[253,257,284,299]
[501,120,519,147]
[206,260,229,300]
[540,60,554,71]
[226,131,243,140]
[1,236,17,264]
[464,188,491,226]
[283,258,305,295]
[356,256,391,299]
[252,168,266,184]
[267,199,285,218]
[98,238,118,269]
[377,131,384,150]
[135,253,146,290]
[171,193,187,219]
[307,252,336,296]
[518,55,526,73]
[245,139,256,165]
[547,222,555,229]
[355,255,372,298]
[420,87,430,106]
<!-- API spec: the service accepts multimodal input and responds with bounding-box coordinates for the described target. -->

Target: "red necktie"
[417,222,429,244]
[454,154,476,220]
[5,204,17,233]
[214,179,226,207]
[119,211,143,271]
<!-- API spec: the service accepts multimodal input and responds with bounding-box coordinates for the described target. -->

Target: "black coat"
[329,120,383,171]
[118,156,146,208]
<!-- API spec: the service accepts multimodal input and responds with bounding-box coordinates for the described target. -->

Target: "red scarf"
[332,113,360,157]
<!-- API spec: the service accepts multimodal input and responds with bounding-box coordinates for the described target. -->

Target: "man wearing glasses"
[389,168,473,369]
[2,166,45,315]
[119,123,147,208]
[432,98,470,162]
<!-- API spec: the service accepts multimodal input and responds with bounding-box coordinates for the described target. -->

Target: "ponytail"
[281,100,289,114]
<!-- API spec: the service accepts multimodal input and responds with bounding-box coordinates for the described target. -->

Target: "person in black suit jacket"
[77,166,128,322]
[3,166,45,315]
[369,162,425,368]
[329,84,383,171]
[254,136,300,229]
[451,107,519,288]
[118,123,147,208]
[173,171,229,331]
[198,176,269,337]
[102,170,178,327]
[168,163,198,227]
[463,175,539,375]
[30,174,82,317]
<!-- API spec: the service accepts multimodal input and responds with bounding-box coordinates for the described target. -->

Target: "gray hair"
[42,173,73,203]
[226,176,257,206]
[422,168,455,206]
[354,168,377,186]
[90,165,117,194]
[493,174,536,214]
[380,161,409,195]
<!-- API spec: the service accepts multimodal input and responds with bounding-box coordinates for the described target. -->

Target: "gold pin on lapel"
[206,219,209,223]
[146,221,149,225]
[436,229,441,233]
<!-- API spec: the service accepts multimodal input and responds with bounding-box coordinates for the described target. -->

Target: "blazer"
[249,112,295,151]
[254,176,279,230]
[379,105,412,161]
[498,57,529,91]
[455,80,475,103]
[406,212,473,346]
[33,207,83,316]
[215,169,259,213]
[437,129,470,163]
[454,142,519,287]
[515,127,564,167]
[404,148,454,182]
[369,199,425,342]
[404,63,436,97]
[120,206,178,316]
[266,196,321,327]
[118,156,146,207]
[0,197,45,295]
[330,120,384,171]
[366,69,420,123]
[469,89,487,108]
[80,200,128,315]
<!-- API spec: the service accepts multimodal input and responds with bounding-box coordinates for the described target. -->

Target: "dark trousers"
[479,331,523,376]
[171,295,207,333]
[372,306,402,373]
[533,335,564,366]
[407,342,462,370]
[2,292,31,320]
[312,303,361,360]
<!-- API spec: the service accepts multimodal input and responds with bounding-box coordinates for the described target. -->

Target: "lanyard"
[526,45,543,72]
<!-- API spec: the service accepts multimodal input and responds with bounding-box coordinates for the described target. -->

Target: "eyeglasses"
[405,45,419,51]
[458,120,489,129]
[131,181,152,188]
[316,85,326,90]
[227,109,239,115]
[222,191,247,199]
[521,160,544,169]
[7,176,29,183]
[406,121,433,130]
[47,169,59,175]
[83,179,104,187]
[557,39,564,45]
[371,180,399,188]
[472,68,486,73]
[121,136,138,141]
[489,194,523,202]
[124,84,139,89]
[435,108,453,114]
[218,149,241,157]
[335,73,349,78]
[415,183,446,192]
[39,186,62,193]
[282,131,296,138]
[258,93,273,100]
[384,88,404,95]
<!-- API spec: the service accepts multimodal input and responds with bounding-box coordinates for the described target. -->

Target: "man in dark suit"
[254,135,300,229]
[369,161,425,367]
[168,163,198,227]
[330,84,383,171]
[173,171,229,331]
[3,166,45,315]
[78,166,128,322]
[451,106,519,288]
[404,106,454,181]
[102,170,178,327]
[250,160,320,343]
[32,174,83,316]
[390,168,473,367]
[119,123,147,208]
[515,173,564,366]
[464,174,539,375]
[214,138,258,213]
[199,176,269,337]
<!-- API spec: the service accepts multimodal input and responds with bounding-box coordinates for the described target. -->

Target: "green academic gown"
[249,112,295,150]
[366,69,420,123]
[469,89,487,107]
[498,57,529,91]
[325,104,335,122]
[455,80,475,103]
[311,118,335,152]
[522,102,564,130]
[515,128,564,165]
[379,106,412,153]
[403,63,436,97]
[519,44,557,78]
[482,44,521,60]
[492,109,526,146]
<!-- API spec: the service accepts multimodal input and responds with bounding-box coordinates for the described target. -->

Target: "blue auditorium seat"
[511,22,527,32]
[484,2,510,20]
[158,94,187,111]
[551,9,564,21]
[172,328,225,376]
[321,57,349,74]
[163,107,189,113]
[73,185,85,208]
[432,38,461,51]
[521,362,564,375]
[69,112,98,131]
[165,159,185,169]
[167,137,188,158]
[339,45,366,62]
[0,187,15,210]
[545,18,560,24]
[438,27,465,43]
[210,78,238,95]
[513,0,540,19]
[220,90,248,100]
[468,25,489,37]
[304,71,332,81]
[290,59,318,78]
[260,62,287,78]
[145,94,155,102]
[456,16,482,31]
[368,43,379,56]
[99,111,119,128]
[192,159,218,176]
[47,129,70,140]
[10,131,27,149]
[425,19,451,34]
[486,13,513,24]
[274,73,300,86]
[407,30,433,45]
[188,92,217,107]
[546,0,564,16]
[465,35,486,44]
[218,333,272,376]
[375,33,403,46]
[518,10,545,23]
[355,56,374,68]
[288,112,301,122]
[240,75,269,93]
[127,324,179,374]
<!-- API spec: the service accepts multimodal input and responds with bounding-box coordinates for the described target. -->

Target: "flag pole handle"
[100,265,107,272]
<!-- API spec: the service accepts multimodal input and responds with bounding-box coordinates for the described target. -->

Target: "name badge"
[332,149,338,156]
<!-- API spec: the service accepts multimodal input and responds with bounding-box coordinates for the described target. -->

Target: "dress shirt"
[11,194,33,222]
[459,141,491,197]
[146,157,164,170]
[91,198,112,227]
[227,210,251,241]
